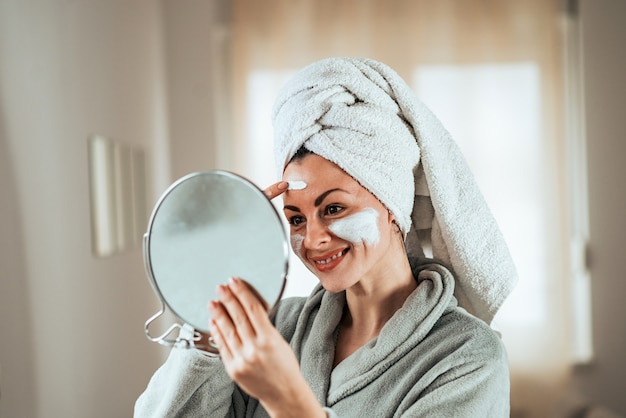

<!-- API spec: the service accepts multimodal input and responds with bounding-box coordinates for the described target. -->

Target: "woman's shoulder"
[431,306,507,363]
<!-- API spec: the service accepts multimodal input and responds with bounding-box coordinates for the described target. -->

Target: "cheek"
[290,233,305,255]
[328,208,380,246]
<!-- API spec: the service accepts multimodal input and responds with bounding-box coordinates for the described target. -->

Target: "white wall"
[0,102,36,418]
[0,1,170,417]
[160,0,233,178]
[567,1,626,415]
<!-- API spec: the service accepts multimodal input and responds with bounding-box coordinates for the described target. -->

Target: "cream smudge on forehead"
[287,180,307,190]
[329,208,380,246]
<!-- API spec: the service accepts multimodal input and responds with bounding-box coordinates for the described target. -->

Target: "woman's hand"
[263,181,289,200]
[208,277,325,418]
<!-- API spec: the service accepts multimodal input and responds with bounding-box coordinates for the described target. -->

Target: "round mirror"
[143,171,288,351]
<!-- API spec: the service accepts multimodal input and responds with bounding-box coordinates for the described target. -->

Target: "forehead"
[282,154,379,207]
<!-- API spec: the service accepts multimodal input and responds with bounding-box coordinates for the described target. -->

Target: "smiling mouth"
[314,248,348,265]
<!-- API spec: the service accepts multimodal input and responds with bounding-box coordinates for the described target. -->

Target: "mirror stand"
[143,302,219,356]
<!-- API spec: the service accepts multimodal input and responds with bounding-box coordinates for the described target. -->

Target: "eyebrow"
[283,188,343,212]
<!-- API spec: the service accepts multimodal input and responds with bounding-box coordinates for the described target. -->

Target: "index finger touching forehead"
[263,181,288,200]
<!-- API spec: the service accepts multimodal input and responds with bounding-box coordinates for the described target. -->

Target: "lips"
[310,248,348,272]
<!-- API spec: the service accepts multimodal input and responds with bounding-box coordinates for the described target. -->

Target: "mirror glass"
[144,171,288,335]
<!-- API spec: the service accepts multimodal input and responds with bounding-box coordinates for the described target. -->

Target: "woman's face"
[282,154,397,293]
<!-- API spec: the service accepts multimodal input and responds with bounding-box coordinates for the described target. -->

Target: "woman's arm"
[134,330,239,418]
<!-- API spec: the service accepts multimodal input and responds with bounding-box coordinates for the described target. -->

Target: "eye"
[289,215,306,227]
[324,204,344,216]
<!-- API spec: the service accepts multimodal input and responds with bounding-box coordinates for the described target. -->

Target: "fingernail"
[216,284,227,296]
[277,181,288,190]
[228,277,240,287]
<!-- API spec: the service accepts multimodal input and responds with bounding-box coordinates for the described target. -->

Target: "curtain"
[231,1,572,415]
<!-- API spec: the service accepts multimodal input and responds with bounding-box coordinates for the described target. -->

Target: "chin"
[315,273,354,294]
[318,282,343,294]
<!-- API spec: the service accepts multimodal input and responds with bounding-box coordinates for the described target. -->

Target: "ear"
[386,210,402,234]
[387,209,395,224]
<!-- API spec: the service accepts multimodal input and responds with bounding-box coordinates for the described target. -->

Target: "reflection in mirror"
[143,171,288,355]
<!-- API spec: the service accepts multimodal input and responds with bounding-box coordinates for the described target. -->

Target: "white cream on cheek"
[290,233,305,255]
[328,207,380,246]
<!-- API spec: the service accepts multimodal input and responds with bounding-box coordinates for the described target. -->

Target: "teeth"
[315,249,345,264]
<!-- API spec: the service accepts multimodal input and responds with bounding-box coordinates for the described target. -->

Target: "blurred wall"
[0,88,36,418]
[0,0,233,416]
[567,0,626,415]
[0,1,170,417]
[1,0,624,417]
[161,0,232,179]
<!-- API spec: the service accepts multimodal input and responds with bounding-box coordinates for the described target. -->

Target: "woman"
[135,57,517,417]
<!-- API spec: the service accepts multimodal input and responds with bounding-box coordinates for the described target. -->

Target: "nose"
[303,217,331,249]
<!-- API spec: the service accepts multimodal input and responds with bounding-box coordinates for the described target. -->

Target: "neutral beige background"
[0,1,624,417]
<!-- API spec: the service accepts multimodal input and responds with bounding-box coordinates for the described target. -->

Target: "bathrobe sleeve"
[133,347,245,418]
[134,297,309,418]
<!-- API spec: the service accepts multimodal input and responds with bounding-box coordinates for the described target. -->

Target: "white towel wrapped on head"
[272,57,517,324]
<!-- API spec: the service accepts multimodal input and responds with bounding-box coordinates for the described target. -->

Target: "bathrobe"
[134,258,509,417]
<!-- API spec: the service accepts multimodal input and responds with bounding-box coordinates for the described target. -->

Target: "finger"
[208,299,243,351]
[216,282,257,342]
[227,277,273,333]
[263,181,288,200]
[235,278,270,311]
[209,317,232,360]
